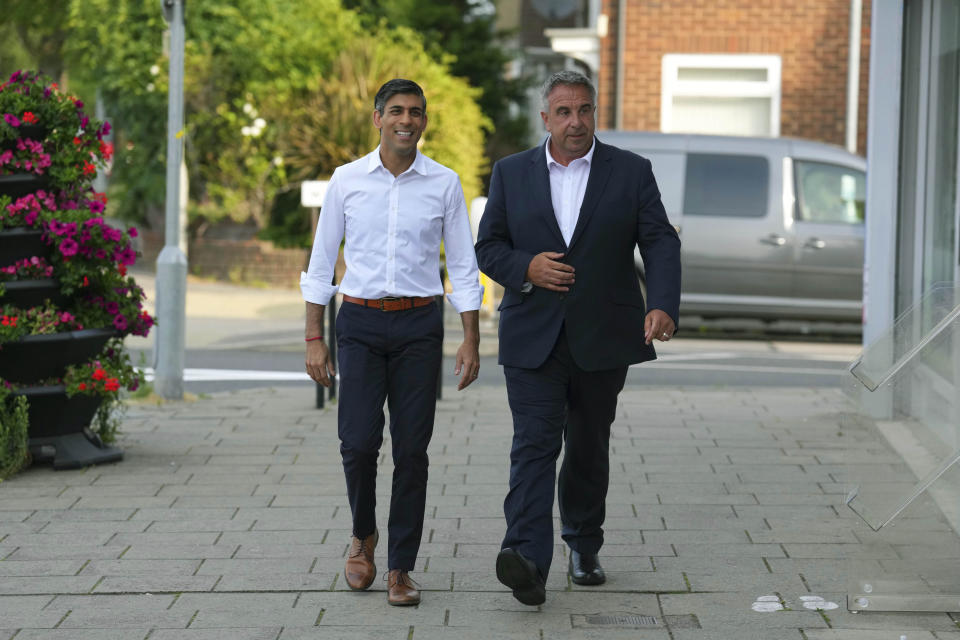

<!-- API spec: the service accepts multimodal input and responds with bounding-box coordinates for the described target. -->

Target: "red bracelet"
[305,336,324,342]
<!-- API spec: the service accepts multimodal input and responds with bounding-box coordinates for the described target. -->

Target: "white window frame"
[661,54,782,137]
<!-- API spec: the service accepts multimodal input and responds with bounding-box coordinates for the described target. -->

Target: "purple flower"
[115,247,137,266]
[59,237,79,257]
[112,314,128,331]
[87,200,105,214]
[105,302,119,315]
[80,115,89,129]
[3,113,20,127]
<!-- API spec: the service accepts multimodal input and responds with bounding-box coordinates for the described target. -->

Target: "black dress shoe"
[496,548,546,605]
[569,550,606,585]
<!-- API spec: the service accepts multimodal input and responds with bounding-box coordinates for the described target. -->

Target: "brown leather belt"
[342,294,435,312]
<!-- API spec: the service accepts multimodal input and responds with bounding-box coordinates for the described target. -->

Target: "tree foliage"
[344,0,530,163]
[5,0,492,245]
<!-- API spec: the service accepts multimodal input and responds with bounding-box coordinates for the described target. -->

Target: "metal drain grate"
[585,614,659,626]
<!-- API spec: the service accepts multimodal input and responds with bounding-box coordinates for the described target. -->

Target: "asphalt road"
[128,333,861,396]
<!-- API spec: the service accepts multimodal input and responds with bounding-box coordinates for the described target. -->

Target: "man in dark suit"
[475,70,681,606]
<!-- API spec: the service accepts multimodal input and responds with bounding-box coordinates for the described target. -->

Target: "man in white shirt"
[301,78,483,606]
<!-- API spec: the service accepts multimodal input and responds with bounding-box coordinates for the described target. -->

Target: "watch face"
[530,0,579,20]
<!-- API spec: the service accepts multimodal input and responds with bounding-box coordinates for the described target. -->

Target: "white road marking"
[799,595,839,610]
[751,595,784,612]
[635,362,842,376]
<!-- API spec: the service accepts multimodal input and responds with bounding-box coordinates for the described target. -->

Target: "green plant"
[0,384,29,479]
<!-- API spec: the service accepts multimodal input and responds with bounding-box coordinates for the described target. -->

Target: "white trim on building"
[660,53,782,137]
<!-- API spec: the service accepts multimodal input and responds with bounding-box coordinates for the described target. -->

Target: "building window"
[661,54,782,137]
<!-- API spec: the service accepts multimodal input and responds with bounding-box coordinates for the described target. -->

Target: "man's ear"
[372,109,382,129]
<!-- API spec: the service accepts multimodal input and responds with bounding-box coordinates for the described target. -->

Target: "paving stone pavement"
[2,383,960,639]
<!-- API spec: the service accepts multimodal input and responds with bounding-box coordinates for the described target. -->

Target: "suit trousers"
[336,300,443,571]
[501,326,628,578]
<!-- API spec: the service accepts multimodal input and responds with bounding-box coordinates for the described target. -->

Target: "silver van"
[601,131,866,323]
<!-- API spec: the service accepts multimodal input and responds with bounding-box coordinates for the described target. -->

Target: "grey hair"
[540,70,596,109]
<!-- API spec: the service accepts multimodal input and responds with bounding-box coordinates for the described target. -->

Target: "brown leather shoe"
[344,530,378,590]
[387,569,421,606]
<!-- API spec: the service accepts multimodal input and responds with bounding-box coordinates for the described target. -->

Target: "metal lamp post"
[154,0,188,399]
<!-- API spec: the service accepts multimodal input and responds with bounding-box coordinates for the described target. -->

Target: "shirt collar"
[367,146,428,176]
[545,136,596,169]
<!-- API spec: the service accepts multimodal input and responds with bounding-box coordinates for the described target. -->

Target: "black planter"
[0,173,49,200]
[0,228,48,265]
[0,125,48,150]
[0,279,66,308]
[13,385,122,469]
[0,328,116,384]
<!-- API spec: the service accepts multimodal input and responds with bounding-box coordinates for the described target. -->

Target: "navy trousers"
[501,326,628,578]
[335,300,443,571]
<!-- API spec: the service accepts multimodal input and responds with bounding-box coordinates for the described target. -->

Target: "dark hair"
[541,70,596,109]
[374,79,427,115]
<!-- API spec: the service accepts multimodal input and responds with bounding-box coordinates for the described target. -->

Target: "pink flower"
[58,237,79,257]
[115,247,137,266]
[112,314,127,331]
[128,227,138,238]
[4,113,20,127]
[87,200,105,214]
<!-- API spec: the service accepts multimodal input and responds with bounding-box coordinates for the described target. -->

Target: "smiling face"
[373,92,427,161]
[541,83,596,166]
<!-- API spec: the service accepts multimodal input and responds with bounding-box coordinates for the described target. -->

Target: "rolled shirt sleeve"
[299,171,343,305]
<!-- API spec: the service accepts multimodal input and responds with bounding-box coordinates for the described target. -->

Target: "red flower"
[104,378,120,392]
[73,137,82,146]
[78,383,87,391]
[91,368,107,381]
[82,162,96,176]
[82,276,89,287]
[22,111,38,124]
[118,264,127,276]
[99,141,113,161]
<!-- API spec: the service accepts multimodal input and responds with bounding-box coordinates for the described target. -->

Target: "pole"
[154,0,188,399]
[845,0,863,154]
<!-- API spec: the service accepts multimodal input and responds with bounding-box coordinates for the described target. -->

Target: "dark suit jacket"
[475,138,681,371]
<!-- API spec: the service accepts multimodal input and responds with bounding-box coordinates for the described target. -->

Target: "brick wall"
[136,232,309,289]
[188,239,308,288]
[598,0,871,154]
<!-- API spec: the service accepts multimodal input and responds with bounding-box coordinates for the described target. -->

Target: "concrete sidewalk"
[2,380,959,639]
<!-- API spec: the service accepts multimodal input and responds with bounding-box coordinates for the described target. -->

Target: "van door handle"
[804,238,827,250]
[759,234,787,246]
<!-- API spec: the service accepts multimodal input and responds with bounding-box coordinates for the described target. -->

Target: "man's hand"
[526,252,575,292]
[644,309,676,345]
[454,340,480,390]
[305,339,336,387]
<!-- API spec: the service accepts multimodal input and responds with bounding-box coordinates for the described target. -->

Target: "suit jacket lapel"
[568,140,612,251]
[530,143,566,248]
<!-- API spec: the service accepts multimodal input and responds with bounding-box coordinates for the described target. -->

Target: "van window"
[683,153,769,217]
[795,161,866,224]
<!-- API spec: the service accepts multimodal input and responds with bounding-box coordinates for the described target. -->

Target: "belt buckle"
[379,296,399,311]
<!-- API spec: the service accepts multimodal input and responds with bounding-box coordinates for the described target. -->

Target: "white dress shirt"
[545,137,595,246]
[300,147,484,313]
